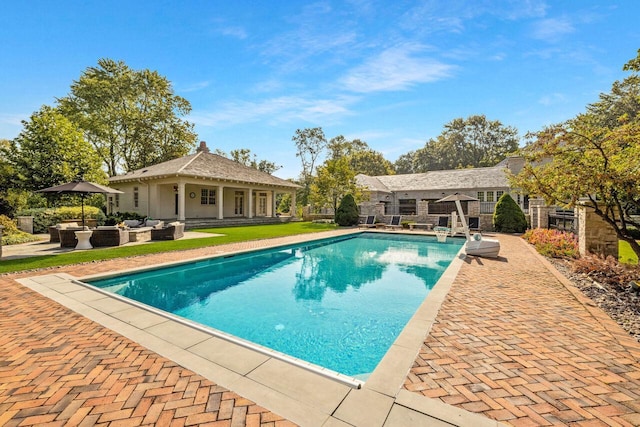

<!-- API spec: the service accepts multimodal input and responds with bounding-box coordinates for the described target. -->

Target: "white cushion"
[145,219,162,228]
[97,225,119,230]
[168,221,181,227]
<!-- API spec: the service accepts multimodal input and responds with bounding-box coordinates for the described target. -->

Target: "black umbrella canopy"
[436,193,478,203]
[37,180,124,228]
[36,180,124,195]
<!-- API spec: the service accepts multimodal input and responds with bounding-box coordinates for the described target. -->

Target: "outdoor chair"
[49,222,81,243]
[90,226,129,247]
[151,222,185,241]
[358,215,376,228]
[385,215,402,229]
[58,226,86,248]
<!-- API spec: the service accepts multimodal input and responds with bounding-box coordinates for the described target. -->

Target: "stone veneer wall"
[577,205,618,258]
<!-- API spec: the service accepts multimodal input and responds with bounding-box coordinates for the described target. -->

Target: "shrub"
[16,206,106,233]
[572,254,640,292]
[0,215,41,245]
[522,228,580,259]
[493,193,528,233]
[335,194,359,226]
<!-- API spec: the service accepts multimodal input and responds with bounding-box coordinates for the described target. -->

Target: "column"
[290,191,297,217]
[178,182,186,220]
[218,185,224,219]
[271,191,277,217]
[577,204,619,258]
[248,188,253,219]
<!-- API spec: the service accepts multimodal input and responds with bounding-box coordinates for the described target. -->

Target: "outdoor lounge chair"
[151,222,185,240]
[385,215,402,229]
[358,215,376,228]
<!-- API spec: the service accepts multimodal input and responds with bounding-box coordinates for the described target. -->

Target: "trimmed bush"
[493,193,528,233]
[335,194,359,226]
[16,206,106,233]
[0,215,41,245]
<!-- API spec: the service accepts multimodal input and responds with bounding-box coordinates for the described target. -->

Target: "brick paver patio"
[1,231,639,426]
[405,234,640,426]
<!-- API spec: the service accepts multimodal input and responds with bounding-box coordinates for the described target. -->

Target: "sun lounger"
[385,215,402,229]
[358,215,376,228]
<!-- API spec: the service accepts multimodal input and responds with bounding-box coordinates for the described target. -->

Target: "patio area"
[1,231,639,426]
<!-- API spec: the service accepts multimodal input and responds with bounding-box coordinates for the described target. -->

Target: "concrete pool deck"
[2,230,640,426]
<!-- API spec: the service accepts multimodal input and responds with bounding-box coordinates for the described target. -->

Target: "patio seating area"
[2,231,639,426]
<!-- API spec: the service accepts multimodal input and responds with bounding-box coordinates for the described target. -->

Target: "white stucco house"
[107,144,300,226]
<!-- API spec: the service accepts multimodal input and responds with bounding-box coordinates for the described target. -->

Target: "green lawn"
[619,240,639,265]
[0,222,339,275]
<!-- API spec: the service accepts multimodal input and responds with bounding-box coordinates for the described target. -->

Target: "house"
[108,142,300,226]
[355,156,529,230]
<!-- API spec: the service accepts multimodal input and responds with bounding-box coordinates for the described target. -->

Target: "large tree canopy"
[6,106,105,191]
[512,50,640,259]
[395,115,519,173]
[58,58,197,175]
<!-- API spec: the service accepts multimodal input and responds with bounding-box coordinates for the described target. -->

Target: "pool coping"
[17,230,505,427]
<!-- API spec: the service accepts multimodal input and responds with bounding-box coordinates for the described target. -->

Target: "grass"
[619,240,639,265]
[0,222,339,275]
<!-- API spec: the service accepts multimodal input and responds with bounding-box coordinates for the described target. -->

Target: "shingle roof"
[357,166,509,192]
[109,152,300,189]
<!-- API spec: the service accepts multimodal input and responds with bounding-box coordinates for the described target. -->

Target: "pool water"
[87,233,463,377]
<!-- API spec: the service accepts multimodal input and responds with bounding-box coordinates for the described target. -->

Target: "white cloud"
[189,95,359,128]
[538,93,567,106]
[340,44,454,93]
[217,25,248,40]
[531,17,575,42]
[177,81,211,93]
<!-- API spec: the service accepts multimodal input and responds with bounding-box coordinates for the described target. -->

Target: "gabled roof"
[109,152,300,189]
[357,165,509,192]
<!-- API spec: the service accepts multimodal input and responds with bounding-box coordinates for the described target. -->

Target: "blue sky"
[1,1,639,179]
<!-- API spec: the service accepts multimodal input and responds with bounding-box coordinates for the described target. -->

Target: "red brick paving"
[2,231,640,426]
[0,233,330,427]
[405,234,640,426]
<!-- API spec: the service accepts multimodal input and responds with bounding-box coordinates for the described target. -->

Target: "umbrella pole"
[81,195,86,229]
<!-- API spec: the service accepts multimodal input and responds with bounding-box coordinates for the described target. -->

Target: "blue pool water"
[87,233,463,377]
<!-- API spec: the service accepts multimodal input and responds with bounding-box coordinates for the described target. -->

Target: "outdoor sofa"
[151,222,185,241]
[90,226,129,247]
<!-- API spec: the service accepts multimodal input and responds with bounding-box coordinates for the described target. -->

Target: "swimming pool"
[86,233,463,378]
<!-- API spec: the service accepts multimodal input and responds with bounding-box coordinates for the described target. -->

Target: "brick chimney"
[196,141,210,153]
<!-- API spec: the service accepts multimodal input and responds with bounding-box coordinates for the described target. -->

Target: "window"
[398,199,416,215]
[486,191,494,202]
[477,191,485,202]
[115,194,120,208]
[496,191,504,200]
[200,189,216,205]
[133,187,139,208]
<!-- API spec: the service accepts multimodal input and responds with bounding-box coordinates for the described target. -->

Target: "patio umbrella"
[36,180,124,228]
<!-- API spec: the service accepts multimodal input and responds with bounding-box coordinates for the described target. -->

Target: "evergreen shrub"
[493,193,528,233]
[335,194,359,226]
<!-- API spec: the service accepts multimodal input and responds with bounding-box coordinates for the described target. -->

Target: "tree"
[335,194,359,226]
[310,157,359,214]
[511,50,640,259]
[493,193,528,233]
[394,151,416,174]
[58,58,197,175]
[349,149,395,175]
[292,127,327,206]
[7,106,106,192]
[229,148,281,174]
[396,115,519,172]
[327,135,394,175]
